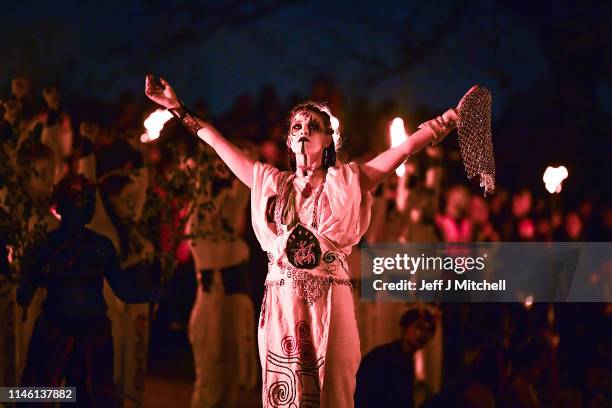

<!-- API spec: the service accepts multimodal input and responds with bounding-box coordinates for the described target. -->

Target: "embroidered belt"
[265,273,352,305]
[264,254,353,307]
[268,250,349,277]
[260,271,352,329]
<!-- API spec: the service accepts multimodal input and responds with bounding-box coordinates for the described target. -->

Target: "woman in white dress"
[186,152,258,407]
[145,75,459,407]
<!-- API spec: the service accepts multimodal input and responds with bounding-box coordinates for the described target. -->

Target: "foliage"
[140,141,228,289]
[0,123,51,280]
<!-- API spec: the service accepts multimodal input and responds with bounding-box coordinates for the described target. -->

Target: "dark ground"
[145,322,261,408]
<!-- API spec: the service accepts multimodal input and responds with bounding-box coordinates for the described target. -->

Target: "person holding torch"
[145,75,478,407]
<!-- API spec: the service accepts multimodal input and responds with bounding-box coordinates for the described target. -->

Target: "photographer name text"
[372,279,506,292]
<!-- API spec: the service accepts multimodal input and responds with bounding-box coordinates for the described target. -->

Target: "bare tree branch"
[158,0,300,48]
[332,1,467,87]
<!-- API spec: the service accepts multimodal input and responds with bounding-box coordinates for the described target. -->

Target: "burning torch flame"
[328,113,340,148]
[414,350,426,381]
[524,295,534,309]
[141,109,173,143]
[7,246,14,264]
[543,166,568,193]
[389,117,408,177]
[330,115,339,133]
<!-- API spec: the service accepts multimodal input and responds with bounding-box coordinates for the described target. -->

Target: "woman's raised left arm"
[359,109,457,191]
[145,75,255,188]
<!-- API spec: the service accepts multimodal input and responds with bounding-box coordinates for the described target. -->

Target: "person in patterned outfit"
[186,153,258,408]
[145,75,460,407]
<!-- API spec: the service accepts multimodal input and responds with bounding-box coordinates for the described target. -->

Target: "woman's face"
[287,111,332,156]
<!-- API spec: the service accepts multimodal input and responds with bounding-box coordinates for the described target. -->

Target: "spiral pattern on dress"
[323,251,337,264]
[281,335,298,355]
[296,320,310,339]
[268,380,293,407]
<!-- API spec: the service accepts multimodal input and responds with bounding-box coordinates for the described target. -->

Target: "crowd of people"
[1,75,610,407]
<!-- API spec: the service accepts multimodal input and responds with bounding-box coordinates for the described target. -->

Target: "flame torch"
[389,117,408,177]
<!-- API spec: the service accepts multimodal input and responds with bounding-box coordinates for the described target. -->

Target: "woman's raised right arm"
[145,75,255,188]
[195,124,254,188]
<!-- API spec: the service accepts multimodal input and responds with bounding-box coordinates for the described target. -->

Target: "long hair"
[286,101,340,172]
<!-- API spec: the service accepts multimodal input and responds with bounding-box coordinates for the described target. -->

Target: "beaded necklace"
[274,172,326,233]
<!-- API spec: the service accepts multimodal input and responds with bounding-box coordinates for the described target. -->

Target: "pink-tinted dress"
[252,162,372,407]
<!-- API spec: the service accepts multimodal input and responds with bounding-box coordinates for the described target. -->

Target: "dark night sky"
[1,0,610,193]
[3,0,599,114]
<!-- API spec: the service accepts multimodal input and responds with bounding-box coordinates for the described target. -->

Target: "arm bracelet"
[418,115,456,146]
[168,104,204,134]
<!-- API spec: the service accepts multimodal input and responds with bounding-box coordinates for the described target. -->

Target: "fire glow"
[543,165,569,193]
[141,109,173,143]
[389,117,408,177]
[524,295,534,309]
[329,113,340,147]
[330,115,339,133]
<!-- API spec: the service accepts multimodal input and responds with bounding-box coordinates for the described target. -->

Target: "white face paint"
[287,111,332,157]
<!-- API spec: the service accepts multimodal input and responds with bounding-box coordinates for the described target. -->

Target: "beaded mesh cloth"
[456,85,495,196]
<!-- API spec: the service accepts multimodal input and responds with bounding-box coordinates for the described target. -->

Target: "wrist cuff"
[168,104,203,133]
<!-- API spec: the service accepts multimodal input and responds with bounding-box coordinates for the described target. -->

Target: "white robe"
[187,177,257,408]
[252,162,372,408]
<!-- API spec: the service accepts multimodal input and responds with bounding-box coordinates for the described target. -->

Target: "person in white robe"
[186,152,258,407]
[145,75,460,407]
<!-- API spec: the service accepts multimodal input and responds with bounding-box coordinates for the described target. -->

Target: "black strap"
[168,104,204,134]
[199,263,249,295]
